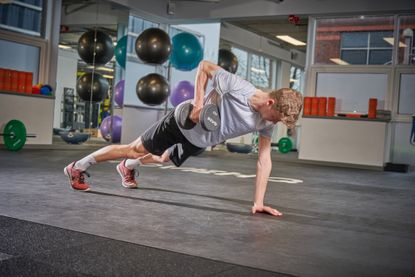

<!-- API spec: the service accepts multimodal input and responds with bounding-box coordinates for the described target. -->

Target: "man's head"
[269,88,303,128]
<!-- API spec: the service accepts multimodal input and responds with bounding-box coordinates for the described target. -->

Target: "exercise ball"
[114,79,125,107]
[136,73,170,106]
[100,115,122,143]
[76,72,109,102]
[78,30,114,65]
[115,35,127,68]
[218,49,238,74]
[170,32,203,71]
[170,80,194,107]
[135,28,171,64]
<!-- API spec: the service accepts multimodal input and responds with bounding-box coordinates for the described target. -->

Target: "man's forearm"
[253,157,272,206]
[193,62,209,107]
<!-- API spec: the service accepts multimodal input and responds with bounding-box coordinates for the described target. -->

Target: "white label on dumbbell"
[207,117,217,126]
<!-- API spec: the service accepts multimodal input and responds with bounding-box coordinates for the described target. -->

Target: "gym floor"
[0,149,414,277]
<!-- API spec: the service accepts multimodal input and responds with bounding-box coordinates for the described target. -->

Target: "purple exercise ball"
[170,80,194,107]
[100,115,122,143]
[114,80,125,107]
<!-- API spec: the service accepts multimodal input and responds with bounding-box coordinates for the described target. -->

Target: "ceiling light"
[330,58,349,65]
[383,37,407,47]
[102,74,114,79]
[86,66,114,72]
[251,67,265,74]
[276,35,306,46]
[58,44,71,49]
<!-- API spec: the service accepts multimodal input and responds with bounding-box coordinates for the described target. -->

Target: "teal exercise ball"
[170,32,203,71]
[115,36,127,68]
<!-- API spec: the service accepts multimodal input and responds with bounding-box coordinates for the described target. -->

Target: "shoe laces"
[74,169,90,184]
[125,168,136,183]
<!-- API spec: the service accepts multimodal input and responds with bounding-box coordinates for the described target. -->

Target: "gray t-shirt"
[175,69,274,148]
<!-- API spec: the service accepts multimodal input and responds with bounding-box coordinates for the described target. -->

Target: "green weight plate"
[3,120,27,151]
[278,137,292,154]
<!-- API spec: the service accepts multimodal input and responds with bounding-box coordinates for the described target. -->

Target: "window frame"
[340,31,394,65]
[0,0,45,37]
[0,28,47,85]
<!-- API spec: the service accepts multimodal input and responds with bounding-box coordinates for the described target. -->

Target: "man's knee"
[160,150,171,163]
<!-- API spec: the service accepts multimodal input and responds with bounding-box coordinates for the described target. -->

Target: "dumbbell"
[176,103,220,131]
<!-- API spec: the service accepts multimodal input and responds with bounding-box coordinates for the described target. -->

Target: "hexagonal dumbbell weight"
[176,103,220,132]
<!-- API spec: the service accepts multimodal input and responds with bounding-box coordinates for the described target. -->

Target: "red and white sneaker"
[64,162,90,191]
[116,160,138,189]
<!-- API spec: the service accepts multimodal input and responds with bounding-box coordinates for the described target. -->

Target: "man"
[64,60,302,217]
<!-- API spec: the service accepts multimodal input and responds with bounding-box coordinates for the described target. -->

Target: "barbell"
[0,120,36,151]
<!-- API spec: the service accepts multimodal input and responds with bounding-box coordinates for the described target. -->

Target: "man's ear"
[267,98,276,107]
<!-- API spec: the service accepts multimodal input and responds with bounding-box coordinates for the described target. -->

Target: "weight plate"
[278,137,292,154]
[3,120,27,151]
[177,103,196,130]
[200,104,220,131]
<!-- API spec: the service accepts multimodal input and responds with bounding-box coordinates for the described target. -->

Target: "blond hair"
[269,88,303,128]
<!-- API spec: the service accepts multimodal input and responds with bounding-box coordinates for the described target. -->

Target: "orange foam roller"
[327,97,336,116]
[303,97,312,116]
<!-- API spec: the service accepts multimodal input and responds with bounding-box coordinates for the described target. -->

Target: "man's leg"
[116,149,171,189]
[65,137,150,191]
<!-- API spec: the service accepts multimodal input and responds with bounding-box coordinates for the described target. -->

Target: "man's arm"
[252,135,283,216]
[190,60,221,123]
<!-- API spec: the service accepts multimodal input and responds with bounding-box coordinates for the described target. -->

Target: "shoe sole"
[116,164,138,189]
[64,167,90,192]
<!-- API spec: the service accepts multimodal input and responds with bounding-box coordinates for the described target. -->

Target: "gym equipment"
[170,81,194,107]
[1,120,36,151]
[114,80,125,107]
[60,132,89,144]
[276,137,293,153]
[76,72,109,102]
[135,28,171,64]
[40,84,53,96]
[100,115,122,143]
[226,143,253,154]
[176,103,220,131]
[115,36,127,68]
[218,49,238,74]
[170,32,203,71]
[77,30,114,65]
[136,73,170,106]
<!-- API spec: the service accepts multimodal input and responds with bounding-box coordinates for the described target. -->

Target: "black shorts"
[140,109,204,167]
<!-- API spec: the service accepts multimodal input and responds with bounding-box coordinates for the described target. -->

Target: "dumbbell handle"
[0,133,37,138]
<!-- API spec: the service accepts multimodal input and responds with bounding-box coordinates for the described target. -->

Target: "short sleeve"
[212,69,255,97]
[258,124,275,139]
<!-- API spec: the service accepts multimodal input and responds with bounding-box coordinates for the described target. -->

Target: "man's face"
[260,107,281,124]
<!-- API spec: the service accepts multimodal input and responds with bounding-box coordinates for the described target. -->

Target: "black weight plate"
[177,103,196,130]
[200,104,220,131]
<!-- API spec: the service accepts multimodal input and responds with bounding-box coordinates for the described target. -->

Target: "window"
[0,0,43,36]
[231,46,248,79]
[290,66,304,91]
[340,31,393,65]
[398,15,415,65]
[314,16,395,65]
[398,73,415,115]
[250,54,271,88]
